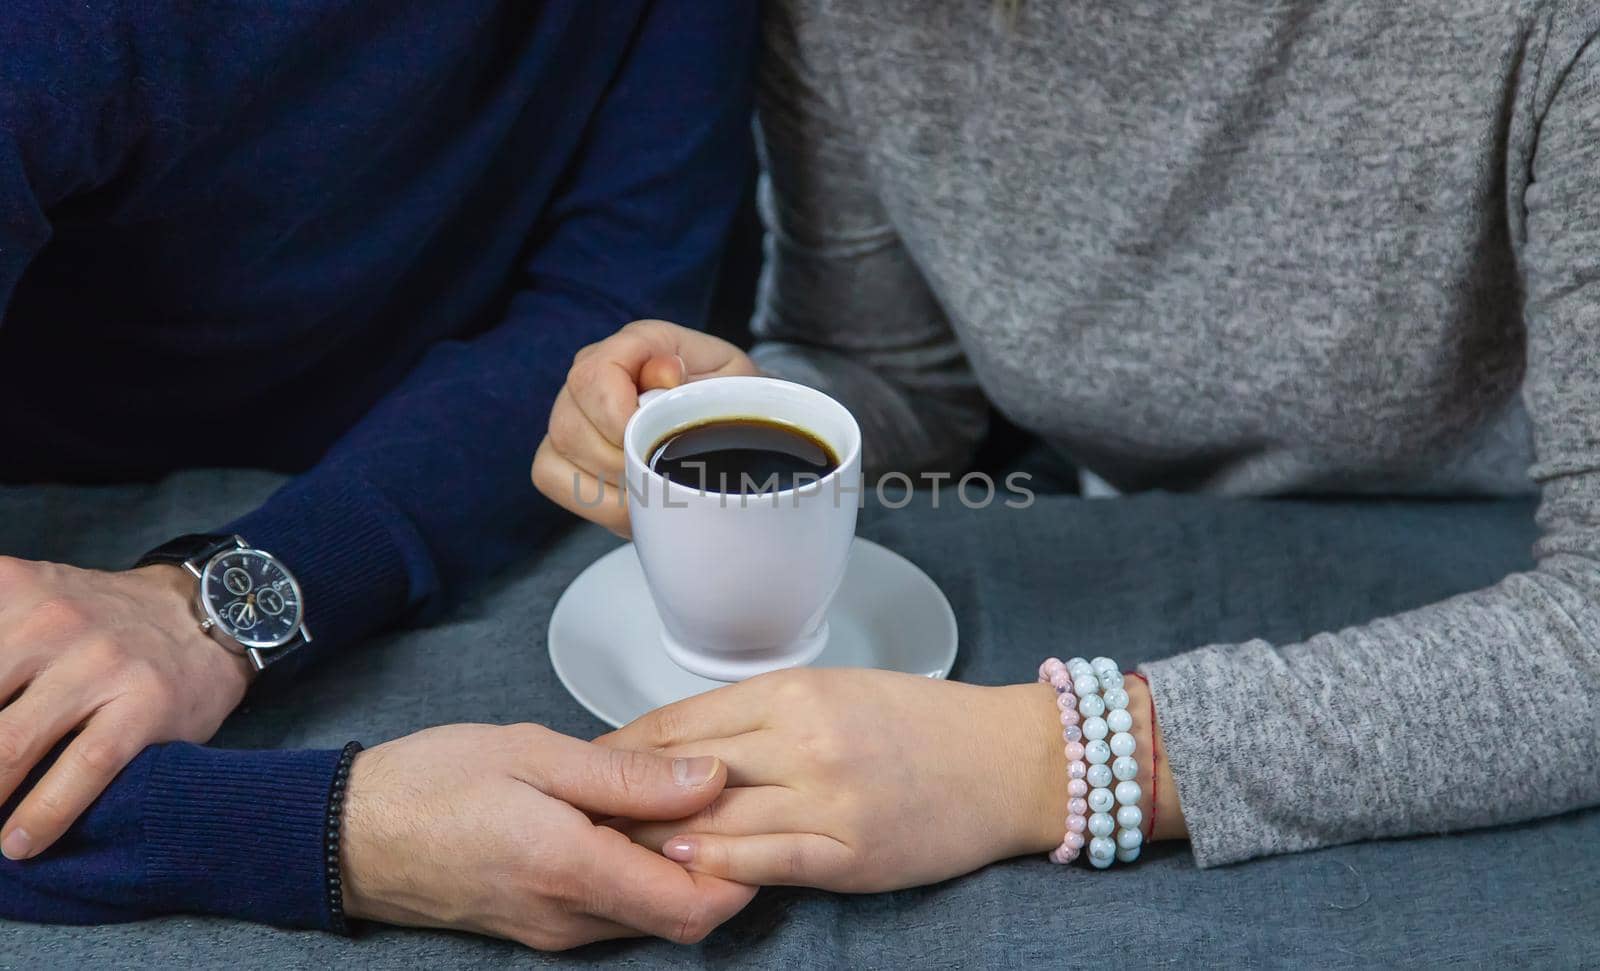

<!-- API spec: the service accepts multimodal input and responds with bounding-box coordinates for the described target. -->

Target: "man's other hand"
[340,723,756,950]
[0,558,251,860]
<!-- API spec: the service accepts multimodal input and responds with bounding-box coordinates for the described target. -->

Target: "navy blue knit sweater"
[0,0,754,929]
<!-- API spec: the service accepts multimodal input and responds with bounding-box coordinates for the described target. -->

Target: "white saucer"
[549,538,958,728]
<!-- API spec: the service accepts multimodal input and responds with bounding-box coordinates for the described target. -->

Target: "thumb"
[638,353,686,393]
[535,735,727,820]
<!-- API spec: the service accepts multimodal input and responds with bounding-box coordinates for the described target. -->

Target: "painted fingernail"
[672,756,719,787]
[2,828,32,861]
[664,839,696,863]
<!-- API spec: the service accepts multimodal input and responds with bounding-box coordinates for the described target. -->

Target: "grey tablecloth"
[0,471,1595,968]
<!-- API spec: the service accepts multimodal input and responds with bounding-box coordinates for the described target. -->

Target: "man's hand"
[531,319,759,536]
[0,558,250,860]
[340,723,756,950]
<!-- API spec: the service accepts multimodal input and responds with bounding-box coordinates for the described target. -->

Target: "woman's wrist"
[1009,682,1077,855]
[1123,674,1186,842]
[1011,675,1186,857]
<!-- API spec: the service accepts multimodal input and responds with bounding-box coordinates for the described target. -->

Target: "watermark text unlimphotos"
[571,468,1035,510]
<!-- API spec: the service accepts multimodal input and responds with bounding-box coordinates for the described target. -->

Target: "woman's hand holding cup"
[533,319,759,536]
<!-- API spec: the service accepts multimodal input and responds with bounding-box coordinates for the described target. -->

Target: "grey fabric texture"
[748,0,1600,866]
[1,471,1595,968]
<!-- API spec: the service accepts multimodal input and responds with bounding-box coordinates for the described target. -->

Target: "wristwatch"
[136,534,312,673]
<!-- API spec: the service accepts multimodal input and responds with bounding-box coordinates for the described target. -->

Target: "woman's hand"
[597,668,1078,892]
[0,559,251,860]
[531,319,759,536]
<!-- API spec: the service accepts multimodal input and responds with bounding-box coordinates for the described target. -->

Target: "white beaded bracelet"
[1065,655,1141,868]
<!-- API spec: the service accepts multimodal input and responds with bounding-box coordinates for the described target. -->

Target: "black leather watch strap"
[135,533,239,572]
[135,533,310,678]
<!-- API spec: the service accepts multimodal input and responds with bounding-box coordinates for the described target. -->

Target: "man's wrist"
[337,744,421,928]
[131,563,253,697]
[339,750,379,923]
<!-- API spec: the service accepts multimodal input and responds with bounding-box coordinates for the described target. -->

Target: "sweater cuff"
[142,744,345,930]
[1139,644,1283,869]
[225,474,433,678]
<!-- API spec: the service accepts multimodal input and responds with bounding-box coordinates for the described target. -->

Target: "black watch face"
[200,548,304,649]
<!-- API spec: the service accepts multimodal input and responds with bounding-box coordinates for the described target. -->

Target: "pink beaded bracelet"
[1038,657,1089,864]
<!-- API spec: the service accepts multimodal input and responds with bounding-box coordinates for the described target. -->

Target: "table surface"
[1,470,1595,969]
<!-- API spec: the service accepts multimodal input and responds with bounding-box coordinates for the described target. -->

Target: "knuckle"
[78,634,127,670]
[29,786,69,822]
[521,927,566,952]
[609,332,649,361]
[546,411,582,455]
[75,735,128,774]
[778,842,811,882]
[0,724,28,766]
[524,861,564,900]
[27,598,87,637]
[698,795,728,828]
[128,665,176,703]
[530,447,561,492]
[565,356,601,394]
[622,318,678,341]
[769,668,822,706]
[536,857,587,909]
[131,672,177,709]
[802,727,851,772]
[642,706,683,749]
[586,379,632,429]
[118,654,161,685]
[606,750,651,800]
[502,722,554,752]
[519,721,556,744]
[670,903,712,945]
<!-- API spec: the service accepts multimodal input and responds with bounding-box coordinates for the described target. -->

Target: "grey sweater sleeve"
[1141,33,1600,867]
[749,3,989,478]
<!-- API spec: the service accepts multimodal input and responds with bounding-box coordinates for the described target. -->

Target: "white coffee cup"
[623,376,862,682]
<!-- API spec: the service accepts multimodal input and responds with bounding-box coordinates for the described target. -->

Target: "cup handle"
[637,388,668,409]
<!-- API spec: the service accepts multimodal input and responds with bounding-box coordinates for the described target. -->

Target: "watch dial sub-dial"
[255,587,286,616]
[224,599,258,630]
[203,549,303,648]
[222,568,253,596]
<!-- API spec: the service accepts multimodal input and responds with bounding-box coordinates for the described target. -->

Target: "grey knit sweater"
[749,0,1600,866]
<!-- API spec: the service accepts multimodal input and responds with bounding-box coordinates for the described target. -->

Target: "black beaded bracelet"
[325,741,363,936]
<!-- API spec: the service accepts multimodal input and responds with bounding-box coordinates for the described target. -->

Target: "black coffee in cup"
[648,418,839,494]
